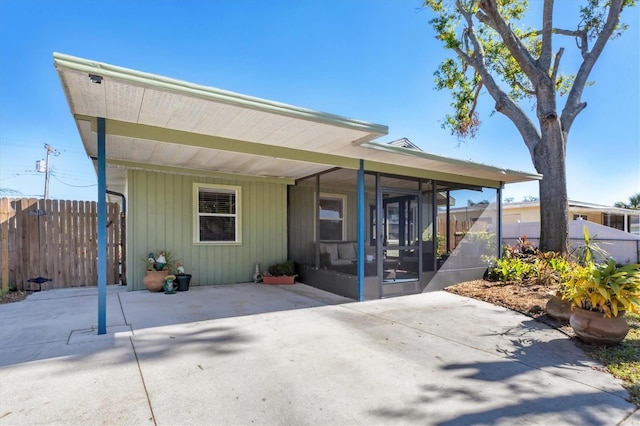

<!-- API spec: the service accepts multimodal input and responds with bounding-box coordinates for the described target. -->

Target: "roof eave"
[360,141,542,184]
[53,52,388,139]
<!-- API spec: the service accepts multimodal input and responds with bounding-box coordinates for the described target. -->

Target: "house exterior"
[453,199,640,236]
[54,53,541,302]
[448,200,640,264]
[504,200,640,235]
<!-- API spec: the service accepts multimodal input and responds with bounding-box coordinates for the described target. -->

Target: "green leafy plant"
[489,256,534,282]
[569,226,609,266]
[489,246,572,287]
[0,283,20,301]
[267,260,296,277]
[560,258,640,318]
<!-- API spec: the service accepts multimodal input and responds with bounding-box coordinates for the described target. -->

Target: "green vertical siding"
[128,170,287,290]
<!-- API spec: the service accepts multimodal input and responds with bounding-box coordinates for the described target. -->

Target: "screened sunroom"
[289,166,508,300]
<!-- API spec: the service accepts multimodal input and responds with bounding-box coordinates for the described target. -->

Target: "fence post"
[0,198,9,291]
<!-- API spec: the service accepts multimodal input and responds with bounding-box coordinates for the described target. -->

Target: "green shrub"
[489,256,534,282]
[0,283,18,300]
[268,260,296,276]
[534,251,573,286]
[489,246,572,286]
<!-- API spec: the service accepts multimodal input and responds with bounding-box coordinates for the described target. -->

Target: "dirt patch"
[445,279,575,337]
[0,290,32,304]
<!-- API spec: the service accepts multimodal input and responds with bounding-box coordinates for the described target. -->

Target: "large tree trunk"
[533,121,568,253]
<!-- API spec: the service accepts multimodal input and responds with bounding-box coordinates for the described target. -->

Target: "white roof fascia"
[360,141,542,183]
[569,200,640,215]
[504,200,640,215]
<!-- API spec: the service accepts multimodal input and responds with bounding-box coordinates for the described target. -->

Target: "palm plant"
[614,193,640,210]
[569,226,609,266]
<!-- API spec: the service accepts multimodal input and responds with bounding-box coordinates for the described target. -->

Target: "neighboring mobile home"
[453,200,640,236]
[54,53,541,300]
[505,200,640,235]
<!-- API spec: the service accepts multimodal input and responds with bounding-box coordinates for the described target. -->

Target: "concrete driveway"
[0,283,638,425]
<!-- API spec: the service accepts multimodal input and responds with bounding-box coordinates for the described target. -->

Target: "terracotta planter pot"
[262,275,296,285]
[569,308,629,346]
[143,270,169,292]
[545,295,572,321]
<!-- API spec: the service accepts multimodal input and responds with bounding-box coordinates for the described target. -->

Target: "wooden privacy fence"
[436,218,488,252]
[0,198,122,291]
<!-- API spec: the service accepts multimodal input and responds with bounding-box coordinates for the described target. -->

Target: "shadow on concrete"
[367,318,633,425]
[370,384,630,425]
[0,283,352,367]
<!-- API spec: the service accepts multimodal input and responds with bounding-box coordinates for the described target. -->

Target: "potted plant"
[173,262,192,291]
[262,260,297,285]
[547,226,607,322]
[560,258,640,346]
[142,251,178,292]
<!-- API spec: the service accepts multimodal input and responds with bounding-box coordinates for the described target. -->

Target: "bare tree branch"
[550,47,564,83]
[451,0,541,154]
[475,0,543,82]
[561,0,624,133]
[515,80,535,96]
[450,47,541,154]
[554,28,582,38]
[539,0,555,71]
[455,1,481,64]
[521,28,582,39]
[469,78,483,118]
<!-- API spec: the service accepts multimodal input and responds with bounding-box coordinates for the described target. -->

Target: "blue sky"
[1,1,638,205]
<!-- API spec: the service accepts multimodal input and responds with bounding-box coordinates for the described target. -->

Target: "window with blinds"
[194,184,241,243]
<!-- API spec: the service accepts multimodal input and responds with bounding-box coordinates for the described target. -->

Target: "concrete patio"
[0,283,638,425]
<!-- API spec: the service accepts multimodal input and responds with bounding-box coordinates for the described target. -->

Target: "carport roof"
[54,53,541,193]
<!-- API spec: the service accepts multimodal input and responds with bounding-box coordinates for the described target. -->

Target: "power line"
[0,138,85,154]
[50,173,97,188]
[49,169,95,180]
[0,171,41,178]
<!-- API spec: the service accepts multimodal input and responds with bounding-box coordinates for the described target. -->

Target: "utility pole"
[36,144,58,200]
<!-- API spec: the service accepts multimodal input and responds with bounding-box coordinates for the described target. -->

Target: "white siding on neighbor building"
[503,219,640,264]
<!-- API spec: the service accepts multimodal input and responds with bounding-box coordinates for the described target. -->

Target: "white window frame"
[193,183,242,245]
[317,192,347,242]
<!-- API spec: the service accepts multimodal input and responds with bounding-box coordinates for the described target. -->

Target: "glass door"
[381,190,420,284]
